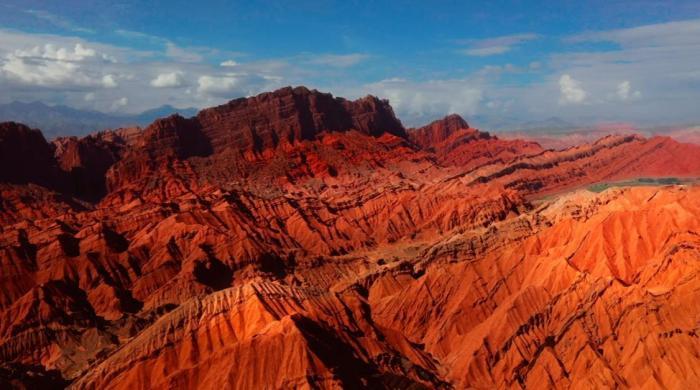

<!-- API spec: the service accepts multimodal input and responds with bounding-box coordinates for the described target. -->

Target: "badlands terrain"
[0,86,699,389]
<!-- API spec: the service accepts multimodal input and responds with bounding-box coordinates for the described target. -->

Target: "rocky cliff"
[1,87,699,389]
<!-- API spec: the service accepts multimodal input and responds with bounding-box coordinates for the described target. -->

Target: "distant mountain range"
[0,101,198,139]
[470,115,577,132]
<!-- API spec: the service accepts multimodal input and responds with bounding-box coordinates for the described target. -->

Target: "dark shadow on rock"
[0,362,70,390]
[15,229,37,266]
[291,314,379,389]
[101,224,129,253]
[57,233,80,257]
[259,253,287,279]
[194,244,233,291]
[115,288,143,314]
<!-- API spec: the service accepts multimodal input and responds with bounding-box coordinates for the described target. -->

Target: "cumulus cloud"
[558,74,587,104]
[460,33,539,57]
[3,52,86,87]
[0,29,280,113]
[102,74,118,88]
[150,71,186,88]
[111,97,128,111]
[1,52,78,86]
[616,81,641,101]
[353,78,483,125]
[3,18,700,127]
[538,18,700,123]
[0,29,381,116]
[197,75,239,96]
[9,43,113,62]
[0,42,118,88]
[196,70,283,100]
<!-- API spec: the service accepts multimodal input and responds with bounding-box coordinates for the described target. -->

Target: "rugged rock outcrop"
[1,86,700,389]
[53,130,132,201]
[104,87,409,201]
[409,115,543,169]
[463,134,700,195]
[0,122,63,188]
[371,186,700,388]
[409,114,471,148]
[196,86,406,154]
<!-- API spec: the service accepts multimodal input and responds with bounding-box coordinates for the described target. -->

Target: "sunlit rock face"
[1,87,700,389]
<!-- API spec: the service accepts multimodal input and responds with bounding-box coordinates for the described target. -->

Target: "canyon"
[0,86,699,389]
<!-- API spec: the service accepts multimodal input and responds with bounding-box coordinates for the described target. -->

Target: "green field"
[587,177,697,193]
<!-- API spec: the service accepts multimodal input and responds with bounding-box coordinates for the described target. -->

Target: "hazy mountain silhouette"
[0,101,198,139]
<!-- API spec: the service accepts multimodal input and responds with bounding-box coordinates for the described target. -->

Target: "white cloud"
[197,75,239,96]
[460,33,539,56]
[306,53,369,67]
[2,54,68,85]
[116,29,248,66]
[0,42,118,88]
[102,74,118,88]
[534,18,700,123]
[3,18,700,128]
[73,44,97,59]
[1,51,88,87]
[567,19,700,48]
[115,29,166,44]
[111,97,128,111]
[0,29,279,113]
[13,43,89,61]
[150,71,186,88]
[616,81,641,101]
[196,71,282,100]
[165,42,203,63]
[9,43,113,63]
[353,78,483,125]
[24,9,95,34]
[464,46,510,56]
[558,74,587,104]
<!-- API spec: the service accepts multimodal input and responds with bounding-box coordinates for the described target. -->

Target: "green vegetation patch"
[587,177,692,193]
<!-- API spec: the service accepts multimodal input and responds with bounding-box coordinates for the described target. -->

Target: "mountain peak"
[408,113,473,148]
[0,122,60,187]
[439,113,470,130]
[195,86,406,153]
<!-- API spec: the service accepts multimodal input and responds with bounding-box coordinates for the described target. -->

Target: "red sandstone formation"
[409,114,543,169]
[0,122,63,188]
[53,130,132,201]
[1,86,699,389]
[462,134,700,196]
[409,113,471,148]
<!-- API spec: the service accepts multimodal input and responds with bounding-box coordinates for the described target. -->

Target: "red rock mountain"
[409,114,544,169]
[1,86,699,389]
[0,122,64,188]
[409,113,471,147]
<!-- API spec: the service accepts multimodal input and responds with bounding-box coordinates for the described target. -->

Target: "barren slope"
[1,87,699,389]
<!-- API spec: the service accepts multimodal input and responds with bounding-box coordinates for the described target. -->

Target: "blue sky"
[1,1,700,127]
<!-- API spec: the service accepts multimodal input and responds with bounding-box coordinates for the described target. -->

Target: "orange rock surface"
[1,87,699,389]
